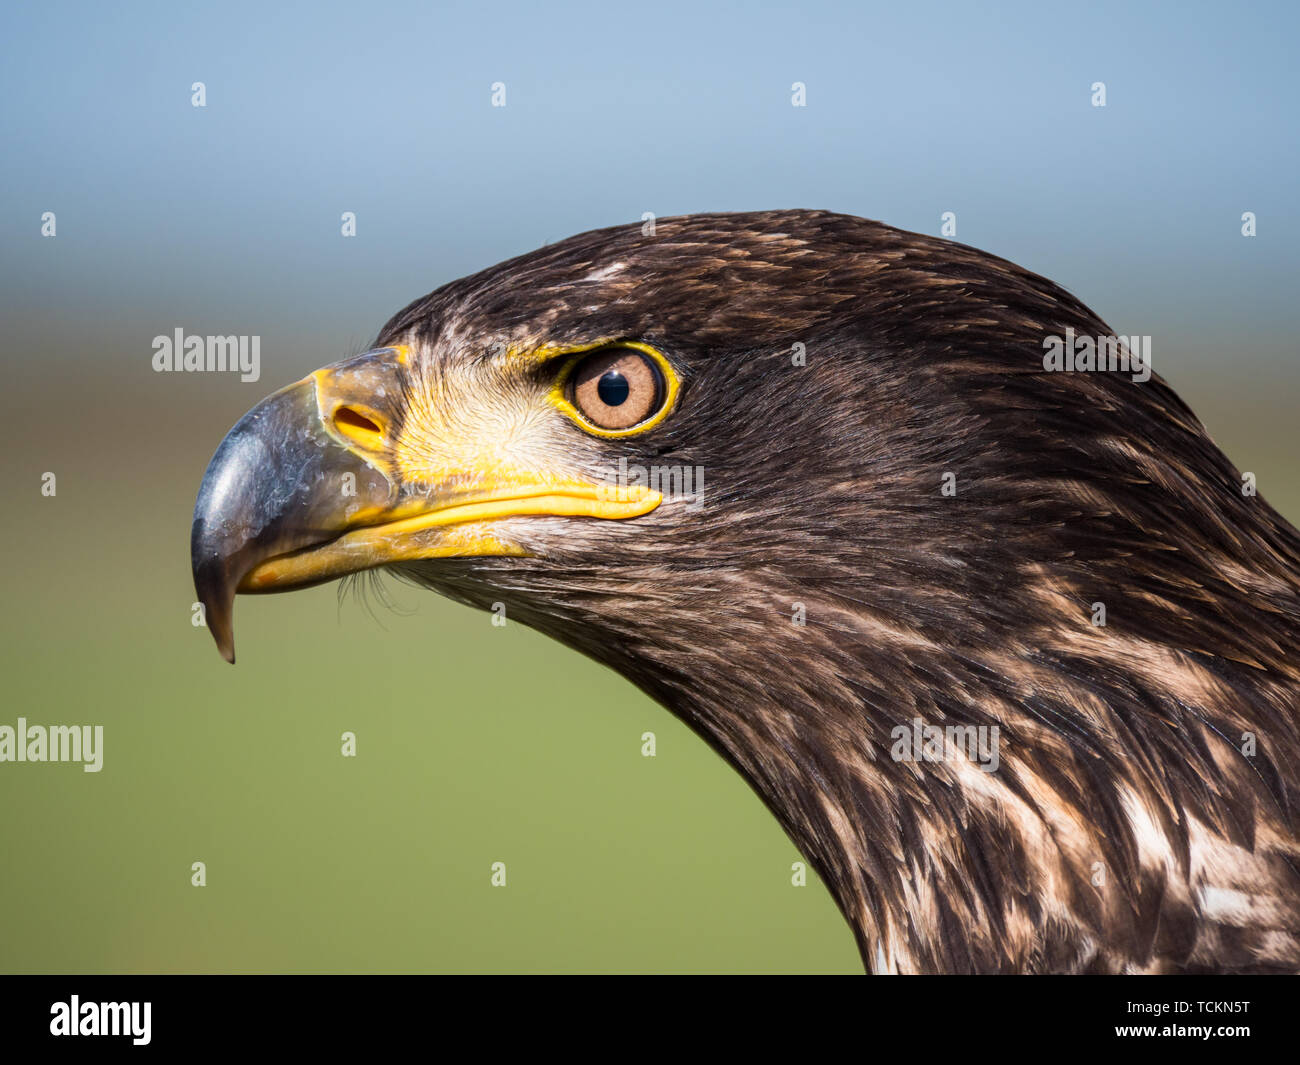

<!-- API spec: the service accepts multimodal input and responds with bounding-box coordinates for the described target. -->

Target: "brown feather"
[381,210,1300,972]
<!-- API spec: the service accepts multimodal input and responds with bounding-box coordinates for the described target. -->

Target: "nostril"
[333,406,384,441]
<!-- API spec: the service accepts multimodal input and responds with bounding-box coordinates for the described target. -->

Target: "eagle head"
[192,210,1300,973]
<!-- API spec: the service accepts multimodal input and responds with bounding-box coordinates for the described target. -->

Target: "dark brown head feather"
[381,210,1300,972]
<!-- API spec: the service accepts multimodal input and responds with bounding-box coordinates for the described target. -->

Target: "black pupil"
[597,370,630,406]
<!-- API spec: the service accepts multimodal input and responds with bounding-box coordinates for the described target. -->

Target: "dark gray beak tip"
[189,367,401,665]
[191,528,239,664]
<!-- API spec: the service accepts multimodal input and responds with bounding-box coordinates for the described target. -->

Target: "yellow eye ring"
[546,340,681,438]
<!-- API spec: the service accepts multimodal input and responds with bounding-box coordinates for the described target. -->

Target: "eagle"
[191,209,1300,974]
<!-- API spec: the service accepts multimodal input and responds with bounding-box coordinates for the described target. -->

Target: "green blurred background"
[2,1,1297,972]
[3,329,856,973]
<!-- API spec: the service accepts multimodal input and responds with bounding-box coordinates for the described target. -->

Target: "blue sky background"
[2,0,1297,375]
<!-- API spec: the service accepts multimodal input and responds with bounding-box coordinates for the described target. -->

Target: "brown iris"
[568,348,666,431]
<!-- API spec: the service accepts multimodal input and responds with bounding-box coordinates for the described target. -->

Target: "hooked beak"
[190,346,660,663]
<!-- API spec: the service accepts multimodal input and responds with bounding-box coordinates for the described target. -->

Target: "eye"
[568,347,667,431]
